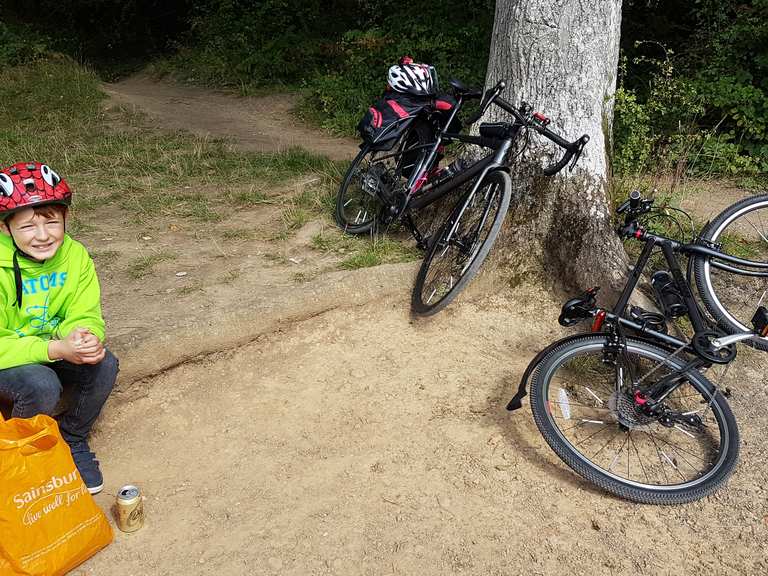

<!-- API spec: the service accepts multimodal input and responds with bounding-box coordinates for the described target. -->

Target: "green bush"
[0,21,49,65]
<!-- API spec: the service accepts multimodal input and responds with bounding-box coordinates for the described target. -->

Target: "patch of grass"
[177,283,203,296]
[221,228,256,241]
[126,252,176,279]
[280,206,311,232]
[91,249,121,266]
[0,57,340,229]
[222,269,241,283]
[226,185,271,206]
[717,233,764,260]
[736,175,768,192]
[311,230,420,270]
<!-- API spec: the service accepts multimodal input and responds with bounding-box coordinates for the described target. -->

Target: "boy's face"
[1,207,66,261]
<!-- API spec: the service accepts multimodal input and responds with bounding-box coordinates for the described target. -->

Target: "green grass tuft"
[311,230,420,270]
[126,252,176,279]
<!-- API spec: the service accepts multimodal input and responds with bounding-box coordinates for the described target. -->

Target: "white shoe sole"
[87,483,104,495]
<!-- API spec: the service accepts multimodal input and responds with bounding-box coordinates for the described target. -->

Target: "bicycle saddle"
[449,78,481,98]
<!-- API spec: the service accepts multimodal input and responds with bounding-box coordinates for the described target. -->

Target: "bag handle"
[0,427,59,451]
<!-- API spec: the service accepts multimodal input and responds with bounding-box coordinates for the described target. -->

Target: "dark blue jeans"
[0,350,118,445]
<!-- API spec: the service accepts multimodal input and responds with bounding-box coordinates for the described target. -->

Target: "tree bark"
[484,0,627,295]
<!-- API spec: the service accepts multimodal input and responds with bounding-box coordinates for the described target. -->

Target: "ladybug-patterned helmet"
[0,162,72,219]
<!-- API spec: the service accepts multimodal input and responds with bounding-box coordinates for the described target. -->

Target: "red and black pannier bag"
[357,92,431,150]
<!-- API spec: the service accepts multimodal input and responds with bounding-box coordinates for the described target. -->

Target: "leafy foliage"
[0,21,49,65]
[617,0,768,175]
[3,0,766,175]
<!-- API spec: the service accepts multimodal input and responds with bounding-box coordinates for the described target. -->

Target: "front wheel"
[411,169,512,316]
[529,335,739,504]
[693,194,768,351]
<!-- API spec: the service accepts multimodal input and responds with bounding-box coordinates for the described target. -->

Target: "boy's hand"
[48,328,105,365]
[71,328,105,364]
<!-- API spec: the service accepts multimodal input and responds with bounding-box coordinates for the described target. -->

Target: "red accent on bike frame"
[435,100,453,111]
[591,310,606,332]
[386,99,410,119]
[634,229,645,239]
[413,169,430,192]
[533,112,549,123]
[634,391,648,406]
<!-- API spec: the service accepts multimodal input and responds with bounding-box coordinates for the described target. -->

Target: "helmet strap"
[4,208,68,308]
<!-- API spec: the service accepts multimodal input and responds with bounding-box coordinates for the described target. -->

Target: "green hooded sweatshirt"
[0,233,105,370]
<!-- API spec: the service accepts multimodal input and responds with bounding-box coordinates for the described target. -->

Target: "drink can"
[116,485,144,533]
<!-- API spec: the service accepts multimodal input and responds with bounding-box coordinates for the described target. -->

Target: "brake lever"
[568,135,590,171]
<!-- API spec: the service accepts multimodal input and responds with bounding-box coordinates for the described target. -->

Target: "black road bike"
[507,190,768,504]
[335,80,589,316]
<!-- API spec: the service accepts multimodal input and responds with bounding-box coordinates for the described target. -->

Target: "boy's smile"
[2,207,66,261]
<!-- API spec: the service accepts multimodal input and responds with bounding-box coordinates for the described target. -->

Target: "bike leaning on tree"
[335,58,589,316]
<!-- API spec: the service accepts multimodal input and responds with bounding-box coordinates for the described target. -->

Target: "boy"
[0,162,118,494]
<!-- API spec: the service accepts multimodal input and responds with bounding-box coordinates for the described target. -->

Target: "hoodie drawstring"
[12,249,22,308]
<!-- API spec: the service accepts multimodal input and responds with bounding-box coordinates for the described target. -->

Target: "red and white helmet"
[387,58,437,96]
[0,162,72,219]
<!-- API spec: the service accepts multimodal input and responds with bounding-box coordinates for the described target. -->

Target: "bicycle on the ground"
[335,78,589,316]
[506,190,768,504]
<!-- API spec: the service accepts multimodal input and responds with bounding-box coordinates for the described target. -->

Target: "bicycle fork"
[441,141,512,247]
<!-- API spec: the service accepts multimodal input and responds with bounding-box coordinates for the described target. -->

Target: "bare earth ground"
[59,77,768,575]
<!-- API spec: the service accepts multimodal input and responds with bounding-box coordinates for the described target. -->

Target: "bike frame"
[606,231,768,352]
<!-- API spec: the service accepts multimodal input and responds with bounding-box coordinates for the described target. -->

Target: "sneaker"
[68,441,104,495]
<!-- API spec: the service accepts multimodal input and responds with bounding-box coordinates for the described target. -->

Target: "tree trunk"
[484,0,627,295]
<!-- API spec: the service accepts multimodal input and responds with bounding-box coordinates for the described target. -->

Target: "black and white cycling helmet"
[387,57,436,96]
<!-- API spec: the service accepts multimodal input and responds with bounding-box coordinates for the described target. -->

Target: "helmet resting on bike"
[0,162,72,219]
[387,60,436,96]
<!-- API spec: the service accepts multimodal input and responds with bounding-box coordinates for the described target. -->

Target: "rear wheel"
[529,335,739,504]
[335,120,432,235]
[411,169,511,316]
[693,194,768,351]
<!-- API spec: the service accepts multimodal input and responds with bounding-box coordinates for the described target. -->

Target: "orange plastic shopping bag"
[0,414,112,576]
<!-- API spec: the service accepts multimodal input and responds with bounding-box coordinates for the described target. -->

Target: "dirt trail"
[103,76,359,161]
[60,78,768,575]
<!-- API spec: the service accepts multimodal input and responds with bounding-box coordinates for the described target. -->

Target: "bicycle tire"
[529,334,739,504]
[335,120,433,235]
[411,169,512,316]
[693,194,768,351]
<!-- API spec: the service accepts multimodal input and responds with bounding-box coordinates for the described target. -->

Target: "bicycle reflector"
[752,306,768,337]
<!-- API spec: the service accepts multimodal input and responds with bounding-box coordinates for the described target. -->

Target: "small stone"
[591,519,601,531]
[175,272,188,277]
[289,258,301,264]
[141,236,152,240]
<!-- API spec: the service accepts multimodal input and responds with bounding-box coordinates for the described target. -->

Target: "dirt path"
[60,78,768,575]
[103,76,359,161]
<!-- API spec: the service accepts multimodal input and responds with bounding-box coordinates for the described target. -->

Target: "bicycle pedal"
[752,306,768,337]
